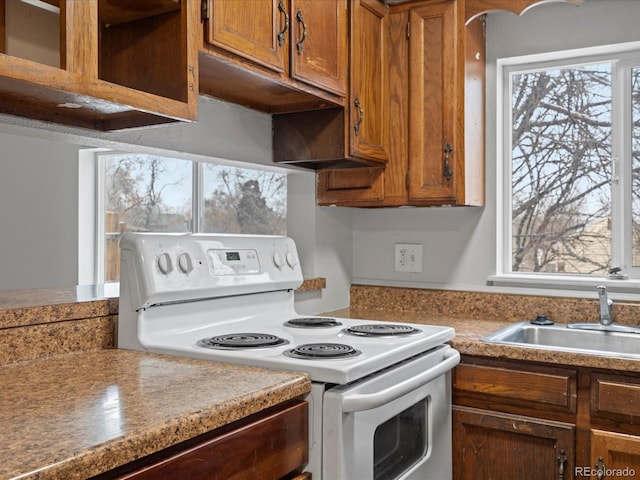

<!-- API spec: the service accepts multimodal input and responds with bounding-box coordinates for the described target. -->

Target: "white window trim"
[493,40,640,294]
[79,149,301,286]
[78,148,109,286]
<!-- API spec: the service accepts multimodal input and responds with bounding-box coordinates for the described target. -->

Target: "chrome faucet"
[568,286,640,333]
[597,285,613,326]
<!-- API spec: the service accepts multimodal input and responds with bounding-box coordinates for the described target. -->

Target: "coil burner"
[198,333,289,350]
[284,343,362,360]
[284,317,343,328]
[342,324,422,337]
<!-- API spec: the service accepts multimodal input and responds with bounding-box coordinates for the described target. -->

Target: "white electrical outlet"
[395,243,423,273]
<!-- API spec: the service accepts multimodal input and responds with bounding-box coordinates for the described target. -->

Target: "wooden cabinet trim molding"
[454,405,576,440]
[465,0,584,23]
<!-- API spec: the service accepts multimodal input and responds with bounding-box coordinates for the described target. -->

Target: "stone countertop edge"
[328,307,640,373]
[0,280,325,329]
[0,349,311,480]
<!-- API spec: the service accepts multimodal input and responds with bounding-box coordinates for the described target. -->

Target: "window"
[497,42,640,286]
[98,152,287,283]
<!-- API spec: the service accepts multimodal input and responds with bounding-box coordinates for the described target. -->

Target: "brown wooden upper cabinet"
[200,0,347,113]
[271,0,390,169]
[318,0,483,206]
[0,0,199,131]
[317,0,583,207]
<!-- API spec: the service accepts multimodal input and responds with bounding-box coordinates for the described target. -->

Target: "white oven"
[323,345,458,480]
[117,233,459,480]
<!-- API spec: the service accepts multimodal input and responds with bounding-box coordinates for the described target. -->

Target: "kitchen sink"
[482,321,640,359]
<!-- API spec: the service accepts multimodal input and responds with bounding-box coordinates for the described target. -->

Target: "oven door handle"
[341,348,460,413]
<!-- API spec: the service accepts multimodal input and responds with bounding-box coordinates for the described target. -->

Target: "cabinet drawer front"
[592,374,640,423]
[112,402,308,480]
[455,362,577,412]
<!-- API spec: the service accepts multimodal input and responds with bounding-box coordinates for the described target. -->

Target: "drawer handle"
[296,9,307,54]
[557,449,567,480]
[277,0,289,48]
[353,96,364,136]
[596,457,606,480]
[444,143,453,181]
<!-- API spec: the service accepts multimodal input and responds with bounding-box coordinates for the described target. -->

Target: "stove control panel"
[208,249,260,275]
[119,233,303,309]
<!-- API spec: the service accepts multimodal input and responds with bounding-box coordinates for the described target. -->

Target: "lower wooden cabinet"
[91,400,309,480]
[589,373,640,479]
[453,406,575,479]
[453,356,640,480]
[591,429,640,479]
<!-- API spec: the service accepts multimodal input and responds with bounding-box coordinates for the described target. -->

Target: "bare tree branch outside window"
[102,155,287,282]
[202,164,286,235]
[511,64,613,274]
[632,66,640,267]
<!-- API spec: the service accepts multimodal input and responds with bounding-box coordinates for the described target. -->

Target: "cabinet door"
[290,0,347,96]
[316,8,408,206]
[453,406,576,480]
[408,0,459,204]
[591,430,640,479]
[208,0,287,75]
[349,0,390,163]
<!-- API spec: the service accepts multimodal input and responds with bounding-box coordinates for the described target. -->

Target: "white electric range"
[117,233,459,480]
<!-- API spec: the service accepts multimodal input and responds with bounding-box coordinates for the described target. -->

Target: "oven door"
[322,345,459,480]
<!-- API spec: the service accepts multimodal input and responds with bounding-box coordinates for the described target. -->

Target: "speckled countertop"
[0,349,310,480]
[329,307,640,373]
[3,283,639,480]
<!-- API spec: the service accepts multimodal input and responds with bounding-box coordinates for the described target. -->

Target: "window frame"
[492,41,640,293]
[80,150,289,285]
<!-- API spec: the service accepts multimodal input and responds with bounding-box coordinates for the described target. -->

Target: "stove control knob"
[286,252,297,269]
[156,253,173,275]
[178,253,194,274]
[272,251,285,269]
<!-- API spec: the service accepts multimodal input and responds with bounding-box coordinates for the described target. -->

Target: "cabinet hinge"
[201,0,209,21]
[406,21,410,39]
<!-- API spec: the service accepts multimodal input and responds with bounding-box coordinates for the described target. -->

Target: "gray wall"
[2,0,637,312]
[351,0,640,293]
[0,97,352,313]
[0,133,80,289]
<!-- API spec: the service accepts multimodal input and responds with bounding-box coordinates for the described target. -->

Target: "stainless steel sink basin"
[482,322,640,359]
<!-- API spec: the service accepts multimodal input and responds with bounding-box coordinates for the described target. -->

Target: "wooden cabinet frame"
[0,0,199,130]
[200,0,347,114]
[316,0,584,206]
[453,355,640,480]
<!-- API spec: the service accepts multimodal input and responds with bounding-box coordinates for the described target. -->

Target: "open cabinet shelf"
[0,0,197,131]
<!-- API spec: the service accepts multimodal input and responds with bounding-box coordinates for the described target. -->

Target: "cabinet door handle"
[295,9,307,54]
[557,449,567,480]
[277,0,289,47]
[596,457,606,480]
[353,96,364,136]
[444,143,453,181]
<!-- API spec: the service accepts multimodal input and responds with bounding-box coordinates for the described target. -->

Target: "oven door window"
[374,399,428,480]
